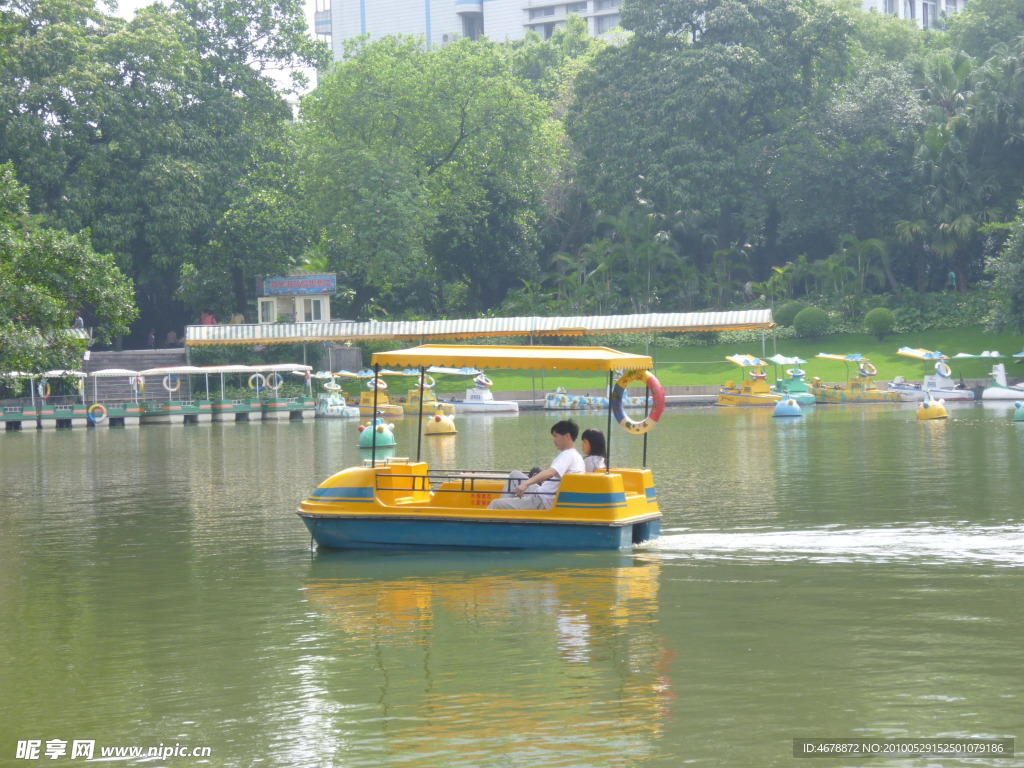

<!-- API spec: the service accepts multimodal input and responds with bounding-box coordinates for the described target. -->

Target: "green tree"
[986,200,1024,333]
[0,164,136,371]
[946,0,1024,59]
[296,36,562,316]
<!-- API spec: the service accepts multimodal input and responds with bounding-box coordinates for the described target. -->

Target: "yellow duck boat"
[298,345,667,550]
[810,354,900,404]
[717,355,783,407]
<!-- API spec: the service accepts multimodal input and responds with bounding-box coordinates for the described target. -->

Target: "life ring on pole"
[323,379,342,391]
[367,377,387,391]
[750,369,767,381]
[266,372,284,390]
[474,373,493,388]
[162,374,180,393]
[858,363,877,377]
[248,373,266,391]
[935,360,952,377]
[610,369,666,435]
[419,374,435,389]
[88,403,107,424]
[131,376,145,395]
[789,368,806,379]
[38,381,50,400]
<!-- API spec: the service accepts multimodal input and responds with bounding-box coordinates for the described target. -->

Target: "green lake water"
[1,404,1023,767]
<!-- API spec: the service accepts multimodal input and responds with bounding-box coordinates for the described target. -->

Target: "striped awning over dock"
[185,310,774,347]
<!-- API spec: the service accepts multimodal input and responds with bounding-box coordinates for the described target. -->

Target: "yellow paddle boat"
[298,345,667,550]
[717,355,783,407]
[344,370,405,417]
[810,354,900,404]
[394,371,455,416]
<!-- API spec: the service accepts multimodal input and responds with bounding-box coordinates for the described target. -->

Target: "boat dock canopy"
[184,310,774,347]
[373,345,654,372]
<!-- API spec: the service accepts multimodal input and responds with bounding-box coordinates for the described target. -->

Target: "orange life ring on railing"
[610,369,666,435]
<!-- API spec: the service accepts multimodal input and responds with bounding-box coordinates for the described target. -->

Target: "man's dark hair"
[551,419,578,440]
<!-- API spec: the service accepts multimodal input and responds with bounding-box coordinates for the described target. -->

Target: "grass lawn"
[405,327,1024,393]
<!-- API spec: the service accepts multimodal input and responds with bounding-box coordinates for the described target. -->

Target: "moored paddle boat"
[298,345,666,550]
[717,355,783,407]
[956,352,1024,401]
[767,354,816,405]
[809,354,900,404]
[888,348,974,402]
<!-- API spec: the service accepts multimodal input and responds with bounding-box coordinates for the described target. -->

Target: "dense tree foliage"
[0,164,136,372]
[295,36,563,315]
[3,0,1024,337]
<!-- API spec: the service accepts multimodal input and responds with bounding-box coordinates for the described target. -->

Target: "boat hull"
[889,385,974,402]
[982,387,1024,400]
[298,462,660,551]
[299,514,660,550]
[450,401,519,413]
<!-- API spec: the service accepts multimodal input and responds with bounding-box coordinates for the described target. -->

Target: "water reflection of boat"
[302,553,671,757]
[298,345,665,550]
[717,355,783,407]
[810,354,900,404]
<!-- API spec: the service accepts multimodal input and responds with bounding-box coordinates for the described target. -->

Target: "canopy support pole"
[371,363,380,464]
[415,366,426,462]
[605,371,614,472]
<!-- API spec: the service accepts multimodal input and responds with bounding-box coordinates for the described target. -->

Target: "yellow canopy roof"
[372,345,653,372]
[726,354,767,368]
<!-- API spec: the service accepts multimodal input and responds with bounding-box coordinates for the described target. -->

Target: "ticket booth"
[258,274,336,323]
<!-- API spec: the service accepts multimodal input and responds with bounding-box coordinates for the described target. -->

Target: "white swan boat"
[955,351,1024,400]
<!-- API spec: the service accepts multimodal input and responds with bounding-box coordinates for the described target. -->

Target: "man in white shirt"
[488,420,585,510]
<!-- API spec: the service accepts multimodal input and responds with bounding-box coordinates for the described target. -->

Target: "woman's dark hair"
[580,428,606,459]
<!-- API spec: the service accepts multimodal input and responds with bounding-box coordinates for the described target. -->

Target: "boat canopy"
[726,354,768,368]
[766,354,806,366]
[372,345,654,372]
[817,353,870,363]
[897,347,947,360]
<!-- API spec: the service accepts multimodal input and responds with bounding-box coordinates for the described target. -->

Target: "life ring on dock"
[266,372,284,390]
[858,363,877,377]
[610,369,666,435]
[87,403,107,424]
[367,377,387,391]
[37,381,50,399]
[474,374,493,388]
[162,374,180,393]
[248,373,266,391]
[935,361,951,377]
[419,374,435,389]
[750,369,767,380]
[130,376,144,394]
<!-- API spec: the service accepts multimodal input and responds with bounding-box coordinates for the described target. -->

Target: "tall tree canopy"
[0,0,328,337]
[296,36,564,316]
[0,164,136,372]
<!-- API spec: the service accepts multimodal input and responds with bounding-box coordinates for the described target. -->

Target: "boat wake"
[651,523,1024,566]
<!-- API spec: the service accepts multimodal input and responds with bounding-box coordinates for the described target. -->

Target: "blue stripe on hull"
[299,516,659,551]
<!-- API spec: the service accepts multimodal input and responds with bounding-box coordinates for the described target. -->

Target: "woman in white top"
[581,428,607,472]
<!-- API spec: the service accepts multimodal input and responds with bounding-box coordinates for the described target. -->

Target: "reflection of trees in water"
[302,561,672,764]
